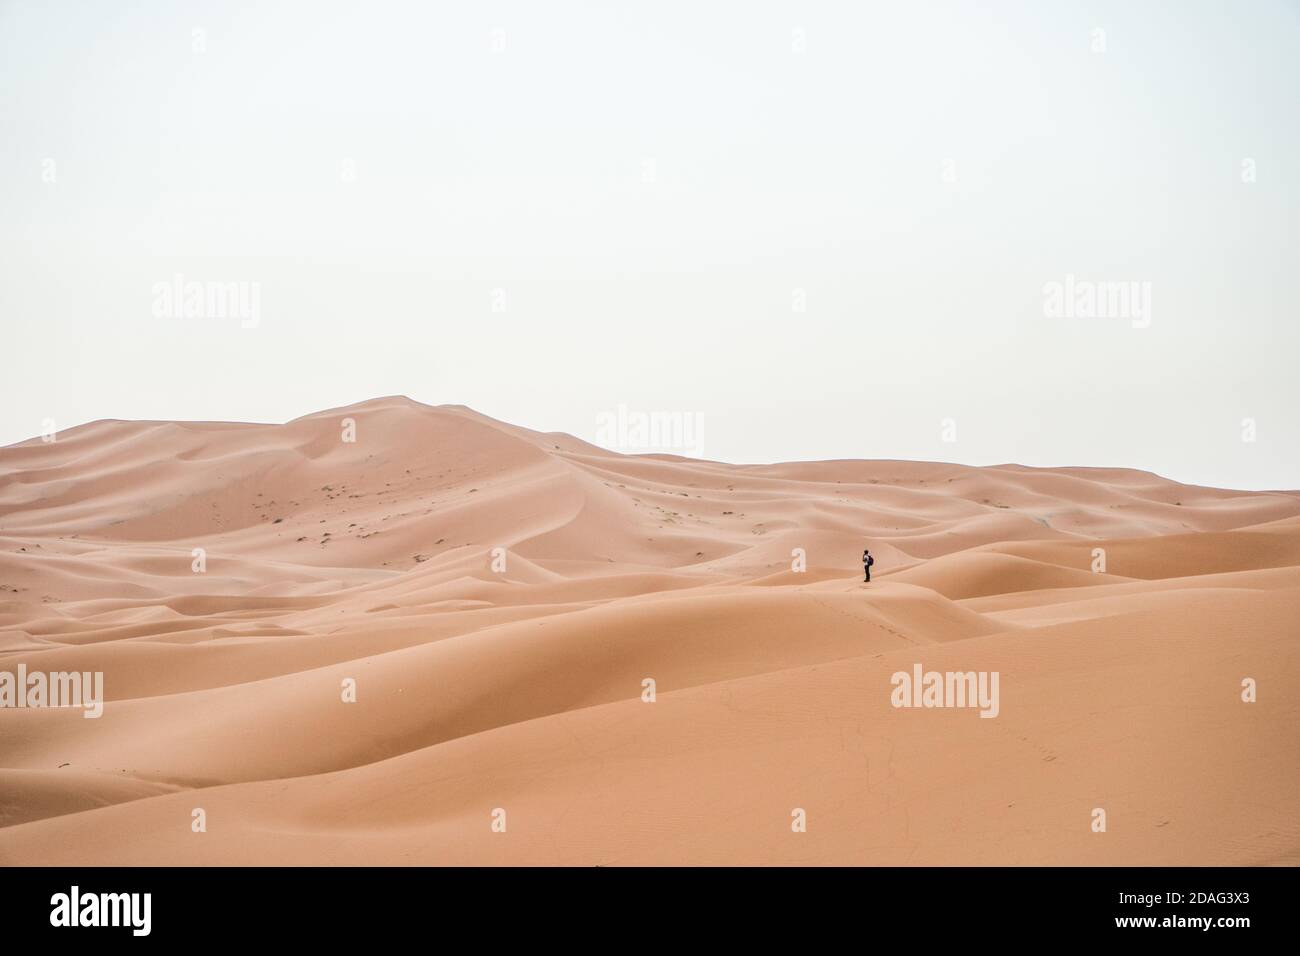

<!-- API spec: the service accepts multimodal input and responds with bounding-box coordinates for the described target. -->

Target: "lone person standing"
[863,548,874,583]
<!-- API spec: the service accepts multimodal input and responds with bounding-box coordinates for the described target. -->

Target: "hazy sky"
[2,0,1297,489]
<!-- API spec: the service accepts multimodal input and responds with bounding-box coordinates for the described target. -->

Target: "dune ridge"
[1,396,1296,865]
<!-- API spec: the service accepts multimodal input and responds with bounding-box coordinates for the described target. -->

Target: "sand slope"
[1,397,1296,864]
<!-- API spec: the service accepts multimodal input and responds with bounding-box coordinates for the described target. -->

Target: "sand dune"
[0,396,1296,864]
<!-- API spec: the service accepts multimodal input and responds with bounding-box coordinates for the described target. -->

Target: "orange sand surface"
[1,397,1296,864]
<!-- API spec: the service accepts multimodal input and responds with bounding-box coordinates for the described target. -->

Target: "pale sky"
[2,0,1297,490]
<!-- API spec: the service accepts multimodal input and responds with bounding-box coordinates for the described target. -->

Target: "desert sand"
[0,396,1296,865]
